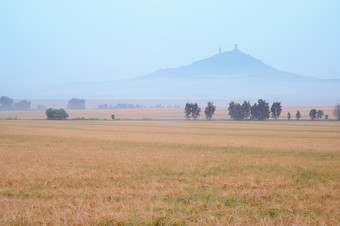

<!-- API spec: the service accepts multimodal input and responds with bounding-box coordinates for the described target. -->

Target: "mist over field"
[2,45,340,106]
[1,1,340,105]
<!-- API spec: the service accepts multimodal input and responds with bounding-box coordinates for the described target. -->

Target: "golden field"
[0,108,339,225]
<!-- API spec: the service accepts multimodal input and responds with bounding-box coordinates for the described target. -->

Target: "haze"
[1,0,340,100]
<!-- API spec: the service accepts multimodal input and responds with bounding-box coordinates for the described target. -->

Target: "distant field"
[0,106,336,120]
[0,117,339,224]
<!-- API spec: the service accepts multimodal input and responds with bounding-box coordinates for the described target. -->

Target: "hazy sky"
[1,0,339,86]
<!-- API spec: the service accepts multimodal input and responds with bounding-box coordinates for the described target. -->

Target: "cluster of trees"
[68,98,86,110]
[228,99,277,121]
[184,103,201,120]
[0,96,31,111]
[184,100,340,121]
[98,103,144,109]
[309,109,327,120]
[45,108,69,120]
[184,102,216,120]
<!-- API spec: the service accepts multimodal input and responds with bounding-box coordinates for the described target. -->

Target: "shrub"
[45,108,69,120]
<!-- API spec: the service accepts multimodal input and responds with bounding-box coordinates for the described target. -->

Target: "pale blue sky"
[1,0,339,86]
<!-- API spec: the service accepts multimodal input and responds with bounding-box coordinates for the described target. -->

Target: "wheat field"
[0,109,339,224]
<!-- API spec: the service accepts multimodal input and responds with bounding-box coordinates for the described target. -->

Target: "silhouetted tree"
[204,101,216,120]
[309,109,317,120]
[45,108,69,120]
[325,114,329,120]
[250,99,270,120]
[271,102,282,120]
[296,110,301,120]
[333,103,340,121]
[287,112,291,120]
[111,114,115,120]
[228,101,251,120]
[67,98,86,110]
[241,101,251,119]
[317,110,324,120]
[184,103,201,120]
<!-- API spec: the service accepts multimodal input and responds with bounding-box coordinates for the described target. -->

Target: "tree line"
[43,100,340,120]
[0,96,31,111]
[184,99,340,121]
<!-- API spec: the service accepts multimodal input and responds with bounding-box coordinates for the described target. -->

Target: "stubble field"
[0,108,339,225]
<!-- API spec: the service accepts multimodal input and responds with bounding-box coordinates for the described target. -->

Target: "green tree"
[111,114,115,120]
[309,109,317,120]
[184,103,201,120]
[204,101,216,120]
[296,110,301,120]
[270,102,282,120]
[45,108,69,120]
[250,99,270,120]
[67,98,86,110]
[325,114,329,120]
[317,110,324,120]
[287,112,291,120]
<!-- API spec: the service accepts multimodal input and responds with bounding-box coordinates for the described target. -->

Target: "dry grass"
[0,112,339,224]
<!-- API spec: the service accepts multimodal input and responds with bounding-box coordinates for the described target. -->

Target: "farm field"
[0,112,340,224]
[0,105,336,121]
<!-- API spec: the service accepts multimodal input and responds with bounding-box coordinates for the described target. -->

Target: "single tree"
[333,103,340,121]
[271,102,282,120]
[309,109,317,120]
[241,101,251,119]
[184,103,201,120]
[317,110,324,120]
[111,114,115,120]
[45,108,69,120]
[325,114,329,120]
[250,99,270,120]
[204,101,216,120]
[287,112,291,120]
[296,110,301,120]
[192,103,201,120]
[67,98,86,110]
[184,103,192,120]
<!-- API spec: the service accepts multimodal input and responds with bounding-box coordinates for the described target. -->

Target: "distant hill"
[2,45,340,105]
[137,45,318,82]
